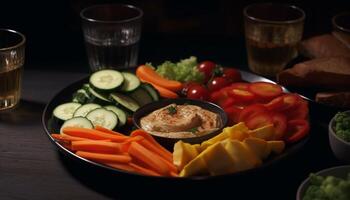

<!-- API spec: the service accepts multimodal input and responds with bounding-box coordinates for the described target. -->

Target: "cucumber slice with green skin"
[72,89,90,104]
[86,108,118,130]
[104,105,127,127]
[89,70,124,93]
[110,93,140,112]
[119,72,140,92]
[53,102,82,122]
[60,117,94,134]
[141,83,159,101]
[129,87,153,106]
[73,103,101,117]
[88,87,112,105]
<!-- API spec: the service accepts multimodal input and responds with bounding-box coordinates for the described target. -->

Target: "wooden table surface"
[0,69,344,200]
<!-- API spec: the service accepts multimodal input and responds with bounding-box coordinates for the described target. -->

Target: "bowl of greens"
[297,165,350,200]
[329,111,350,163]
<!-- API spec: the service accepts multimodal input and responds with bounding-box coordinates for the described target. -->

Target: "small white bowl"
[296,165,350,200]
[329,110,350,163]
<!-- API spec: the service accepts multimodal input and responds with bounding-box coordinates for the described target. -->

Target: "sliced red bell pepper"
[228,89,255,102]
[285,119,310,143]
[245,112,273,130]
[238,104,268,123]
[271,112,287,140]
[248,82,283,100]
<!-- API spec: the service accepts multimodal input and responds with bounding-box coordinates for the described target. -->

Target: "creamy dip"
[140,104,221,138]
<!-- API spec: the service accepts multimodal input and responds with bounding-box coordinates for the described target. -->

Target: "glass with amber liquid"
[0,29,25,110]
[244,3,305,77]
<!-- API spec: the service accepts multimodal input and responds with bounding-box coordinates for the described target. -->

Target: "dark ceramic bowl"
[296,165,350,200]
[329,110,350,163]
[133,98,228,149]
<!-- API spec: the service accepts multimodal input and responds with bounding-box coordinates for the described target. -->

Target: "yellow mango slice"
[243,137,271,160]
[223,140,257,172]
[267,141,285,154]
[201,122,249,149]
[173,140,200,170]
[248,124,275,141]
[201,142,236,176]
[179,156,208,177]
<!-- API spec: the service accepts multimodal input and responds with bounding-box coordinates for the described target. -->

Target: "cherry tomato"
[181,82,201,96]
[222,68,242,83]
[197,61,216,82]
[187,85,209,100]
[207,77,230,92]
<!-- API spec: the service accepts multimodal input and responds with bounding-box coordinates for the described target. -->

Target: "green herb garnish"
[167,106,177,115]
[188,127,199,133]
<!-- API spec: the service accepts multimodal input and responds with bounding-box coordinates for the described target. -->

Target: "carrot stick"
[129,162,161,176]
[136,65,183,92]
[156,153,178,174]
[94,126,125,136]
[130,130,173,160]
[128,142,170,175]
[137,138,173,163]
[71,140,122,154]
[104,163,136,173]
[151,84,179,99]
[76,151,131,163]
[51,133,91,142]
[62,127,129,142]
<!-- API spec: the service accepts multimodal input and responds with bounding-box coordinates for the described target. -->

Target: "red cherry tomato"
[197,61,216,82]
[187,85,209,101]
[181,82,201,96]
[222,68,242,83]
[207,77,230,92]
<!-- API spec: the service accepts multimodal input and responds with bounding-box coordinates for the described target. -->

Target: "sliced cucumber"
[141,83,159,101]
[86,108,118,130]
[119,72,140,92]
[73,103,101,117]
[104,105,127,127]
[129,87,153,106]
[89,70,124,93]
[72,89,90,104]
[110,93,140,112]
[88,87,112,105]
[53,102,81,121]
[60,117,94,134]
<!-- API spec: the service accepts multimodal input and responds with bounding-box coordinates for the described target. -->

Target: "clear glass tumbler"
[244,3,305,77]
[0,29,25,110]
[80,4,143,72]
[332,12,350,48]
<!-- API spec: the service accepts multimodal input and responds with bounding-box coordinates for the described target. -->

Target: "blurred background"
[0,0,348,72]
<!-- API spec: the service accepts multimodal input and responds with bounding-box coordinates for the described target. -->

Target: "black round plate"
[42,70,310,180]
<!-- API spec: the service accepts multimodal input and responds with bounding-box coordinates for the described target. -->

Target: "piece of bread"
[277,57,350,89]
[316,92,350,108]
[300,34,350,58]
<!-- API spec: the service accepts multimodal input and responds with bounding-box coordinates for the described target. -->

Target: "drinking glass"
[244,3,305,77]
[80,4,143,72]
[0,29,25,110]
[332,12,350,48]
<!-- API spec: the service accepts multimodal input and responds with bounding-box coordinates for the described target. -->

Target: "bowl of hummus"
[133,98,227,148]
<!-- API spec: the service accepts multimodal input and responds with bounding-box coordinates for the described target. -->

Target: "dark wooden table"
[0,68,344,200]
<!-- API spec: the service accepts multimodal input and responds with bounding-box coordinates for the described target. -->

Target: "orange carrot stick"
[62,127,129,142]
[130,130,173,160]
[137,138,173,163]
[71,140,122,154]
[76,151,131,163]
[129,162,161,177]
[128,142,170,175]
[104,163,136,173]
[151,84,179,99]
[94,126,125,136]
[136,65,183,92]
[51,133,91,142]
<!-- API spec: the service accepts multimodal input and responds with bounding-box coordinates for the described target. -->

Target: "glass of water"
[80,4,143,72]
[244,3,305,77]
[0,29,25,110]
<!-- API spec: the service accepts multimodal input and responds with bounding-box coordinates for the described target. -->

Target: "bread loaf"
[316,92,350,108]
